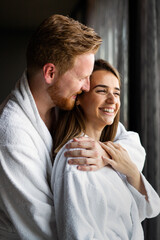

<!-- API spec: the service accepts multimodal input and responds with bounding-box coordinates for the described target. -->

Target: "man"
[0,14,145,239]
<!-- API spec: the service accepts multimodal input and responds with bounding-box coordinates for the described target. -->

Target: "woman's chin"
[105,119,114,126]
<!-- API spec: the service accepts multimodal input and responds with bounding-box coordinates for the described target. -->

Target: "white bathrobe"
[51,139,160,240]
[0,71,146,240]
[0,72,56,240]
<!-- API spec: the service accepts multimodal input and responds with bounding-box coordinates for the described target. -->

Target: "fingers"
[77,165,99,171]
[100,141,126,159]
[64,149,97,158]
[106,141,126,152]
[100,142,116,159]
[66,139,95,150]
[68,157,100,171]
[105,141,121,150]
[102,142,133,175]
[67,154,108,171]
[68,157,97,166]
[66,136,96,150]
[102,156,116,169]
[64,138,107,171]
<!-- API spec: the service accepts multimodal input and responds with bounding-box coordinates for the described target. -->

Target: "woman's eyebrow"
[93,84,120,91]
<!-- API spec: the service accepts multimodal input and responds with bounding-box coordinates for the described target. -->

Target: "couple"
[51,59,160,239]
[0,14,159,239]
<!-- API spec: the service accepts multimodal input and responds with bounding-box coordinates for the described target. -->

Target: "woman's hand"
[65,136,110,171]
[100,141,138,177]
[101,141,148,199]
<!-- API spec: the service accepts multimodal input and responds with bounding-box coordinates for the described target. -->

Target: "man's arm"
[65,122,146,171]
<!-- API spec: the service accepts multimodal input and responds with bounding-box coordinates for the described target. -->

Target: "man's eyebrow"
[93,84,120,91]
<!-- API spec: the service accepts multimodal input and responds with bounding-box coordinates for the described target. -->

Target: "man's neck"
[39,107,56,132]
[28,73,56,132]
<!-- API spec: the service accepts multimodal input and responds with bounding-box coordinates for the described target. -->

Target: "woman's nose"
[106,92,115,102]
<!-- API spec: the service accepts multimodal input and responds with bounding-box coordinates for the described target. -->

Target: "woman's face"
[78,70,120,129]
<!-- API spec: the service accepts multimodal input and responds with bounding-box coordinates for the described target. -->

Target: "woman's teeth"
[102,108,114,113]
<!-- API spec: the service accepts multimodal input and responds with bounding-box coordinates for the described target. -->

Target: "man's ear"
[43,63,56,84]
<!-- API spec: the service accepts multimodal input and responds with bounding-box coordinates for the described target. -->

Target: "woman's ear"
[43,63,56,84]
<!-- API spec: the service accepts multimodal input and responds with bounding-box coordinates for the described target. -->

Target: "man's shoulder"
[1,94,27,123]
[0,97,34,146]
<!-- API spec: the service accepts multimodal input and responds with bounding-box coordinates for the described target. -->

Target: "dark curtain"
[129,0,160,239]
[87,0,129,128]
[86,0,160,239]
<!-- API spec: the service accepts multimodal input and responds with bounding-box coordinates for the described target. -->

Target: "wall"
[0,0,79,103]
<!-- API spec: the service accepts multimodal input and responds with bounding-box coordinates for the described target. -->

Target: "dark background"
[0,0,82,103]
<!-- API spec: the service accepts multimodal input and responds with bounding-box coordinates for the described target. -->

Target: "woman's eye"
[96,90,106,93]
[114,92,120,96]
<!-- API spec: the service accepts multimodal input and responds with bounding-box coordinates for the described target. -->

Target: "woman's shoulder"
[54,133,88,165]
[51,138,81,184]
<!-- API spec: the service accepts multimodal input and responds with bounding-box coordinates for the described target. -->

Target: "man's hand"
[65,136,109,171]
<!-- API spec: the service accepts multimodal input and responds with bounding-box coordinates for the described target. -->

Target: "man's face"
[48,53,95,110]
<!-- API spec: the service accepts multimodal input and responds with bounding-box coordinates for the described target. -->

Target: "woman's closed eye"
[114,92,120,96]
[96,89,107,94]
[96,89,120,96]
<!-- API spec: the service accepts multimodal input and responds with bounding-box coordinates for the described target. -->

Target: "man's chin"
[61,105,74,111]
[58,100,75,111]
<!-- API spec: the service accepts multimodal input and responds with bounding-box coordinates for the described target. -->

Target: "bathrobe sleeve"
[0,128,56,240]
[126,173,160,222]
[114,122,146,172]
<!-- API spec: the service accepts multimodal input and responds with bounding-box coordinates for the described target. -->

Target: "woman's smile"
[99,107,115,114]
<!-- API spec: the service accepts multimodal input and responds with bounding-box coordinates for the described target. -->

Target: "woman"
[51,59,160,239]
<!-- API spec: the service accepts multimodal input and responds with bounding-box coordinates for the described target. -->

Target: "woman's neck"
[84,123,103,141]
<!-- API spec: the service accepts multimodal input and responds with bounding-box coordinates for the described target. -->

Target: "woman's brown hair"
[53,59,121,154]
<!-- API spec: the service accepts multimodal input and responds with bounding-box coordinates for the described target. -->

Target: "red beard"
[47,84,75,110]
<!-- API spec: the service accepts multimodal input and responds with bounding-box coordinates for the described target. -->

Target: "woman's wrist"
[127,170,148,201]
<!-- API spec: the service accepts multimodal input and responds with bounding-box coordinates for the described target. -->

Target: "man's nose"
[82,77,90,92]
